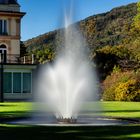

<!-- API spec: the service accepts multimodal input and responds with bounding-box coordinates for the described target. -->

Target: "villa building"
[0,0,36,101]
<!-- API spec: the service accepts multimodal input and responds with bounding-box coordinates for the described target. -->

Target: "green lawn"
[0,101,140,140]
[82,101,140,118]
[0,101,140,119]
[0,102,31,119]
[0,125,140,140]
[102,101,140,118]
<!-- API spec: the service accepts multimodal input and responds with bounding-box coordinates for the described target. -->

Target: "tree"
[35,46,55,64]
[133,2,140,30]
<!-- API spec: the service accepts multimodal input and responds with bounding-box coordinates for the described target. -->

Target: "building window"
[4,72,32,94]
[13,72,21,93]
[0,19,8,35]
[4,72,12,93]
[23,73,31,93]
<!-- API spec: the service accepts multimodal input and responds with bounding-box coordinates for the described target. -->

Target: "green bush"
[102,85,116,101]
[115,79,140,101]
[102,69,140,101]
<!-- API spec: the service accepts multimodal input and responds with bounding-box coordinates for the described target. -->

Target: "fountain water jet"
[36,3,99,124]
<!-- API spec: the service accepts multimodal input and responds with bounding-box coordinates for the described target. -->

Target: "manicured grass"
[83,101,140,118]
[0,125,140,140]
[0,102,32,119]
[102,101,140,118]
[0,101,140,139]
[0,101,140,119]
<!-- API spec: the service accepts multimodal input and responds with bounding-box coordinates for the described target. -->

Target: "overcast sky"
[18,0,138,41]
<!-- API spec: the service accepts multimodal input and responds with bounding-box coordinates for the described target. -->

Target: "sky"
[18,0,138,41]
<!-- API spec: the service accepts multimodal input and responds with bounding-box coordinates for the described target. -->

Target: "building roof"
[0,0,19,5]
[0,11,26,17]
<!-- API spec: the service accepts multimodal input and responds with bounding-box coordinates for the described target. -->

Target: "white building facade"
[0,0,36,101]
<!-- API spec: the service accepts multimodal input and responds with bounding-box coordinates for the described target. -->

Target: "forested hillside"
[24,3,136,61]
[79,3,136,49]
[24,2,140,101]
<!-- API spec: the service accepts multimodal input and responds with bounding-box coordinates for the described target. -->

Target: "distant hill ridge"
[24,2,137,52]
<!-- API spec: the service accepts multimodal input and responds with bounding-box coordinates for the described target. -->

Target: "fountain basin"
[8,114,135,126]
[57,118,77,124]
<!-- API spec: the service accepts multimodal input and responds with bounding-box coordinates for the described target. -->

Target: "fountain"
[36,5,99,124]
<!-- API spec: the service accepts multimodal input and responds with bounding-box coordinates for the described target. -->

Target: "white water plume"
[37,3,99,119]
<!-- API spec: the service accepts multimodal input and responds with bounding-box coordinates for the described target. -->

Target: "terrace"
[0,54,36,64]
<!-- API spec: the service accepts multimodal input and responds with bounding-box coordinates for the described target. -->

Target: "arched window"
[0,44,7,63]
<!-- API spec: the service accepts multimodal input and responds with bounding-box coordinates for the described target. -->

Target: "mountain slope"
[24,3,137,51]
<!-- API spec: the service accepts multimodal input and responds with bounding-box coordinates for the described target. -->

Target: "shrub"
[102,69,140,101]
[115,79,138,101]
[102,85,116,101]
